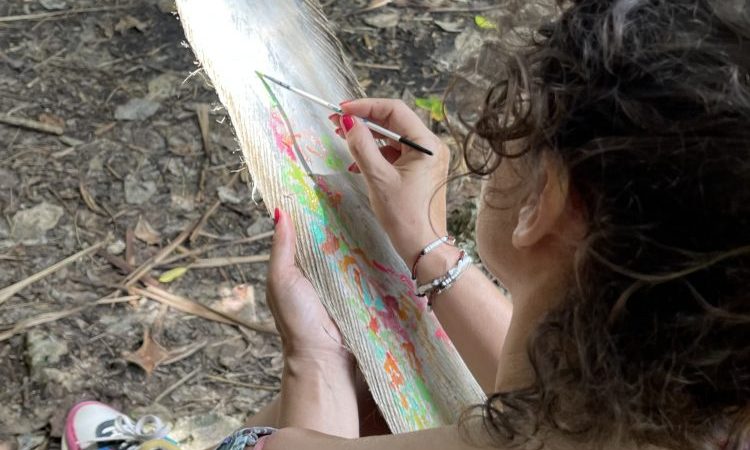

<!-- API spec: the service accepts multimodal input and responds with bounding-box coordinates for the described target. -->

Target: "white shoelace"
[81,415,171,450]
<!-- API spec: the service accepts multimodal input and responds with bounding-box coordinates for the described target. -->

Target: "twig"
[130,285,277,335]
[162,340,208,366]
[0,295,136,342]
[189,200,220,242]
[352,61,401,71]
[0,5,136,23]
[190,172,241,242]
[204,375,278,391]
[158,231,274,266]
[152,367,202,404]
[0,241,107,305]
[425,5,503,13]
[195,103,212,159]
[173,254,270,269]
[0,113,63,135]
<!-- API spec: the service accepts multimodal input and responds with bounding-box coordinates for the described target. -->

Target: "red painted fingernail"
[328,113,339,122]
[335,127,344,137]
[341,115,355,132]
[254,436,268,450]
[347,162,357,172]
[273,208,280,225]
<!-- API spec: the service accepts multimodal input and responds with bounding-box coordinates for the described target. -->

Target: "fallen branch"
[0,5,136,23]
[130,285,277,335]
[159,230,274,266]
[0,295,136,342]
[153,367,203,404]
[174,254,270,269]
[0,113,64,135]
[0,241,107,305]
[204,374,278,391]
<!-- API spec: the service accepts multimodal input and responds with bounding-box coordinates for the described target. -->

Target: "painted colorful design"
[267,105,446,427]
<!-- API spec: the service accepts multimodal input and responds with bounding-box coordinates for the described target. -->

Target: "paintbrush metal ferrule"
[258,72,433,156]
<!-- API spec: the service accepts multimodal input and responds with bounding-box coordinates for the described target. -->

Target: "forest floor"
[0,1,552,450]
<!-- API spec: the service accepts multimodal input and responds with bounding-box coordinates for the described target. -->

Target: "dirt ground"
[0,1,546,449]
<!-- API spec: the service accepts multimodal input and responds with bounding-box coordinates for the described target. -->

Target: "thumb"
[269,208,296,282]
[340,115,396,183]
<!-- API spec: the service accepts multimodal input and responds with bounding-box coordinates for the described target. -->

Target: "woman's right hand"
[333,99,450,267]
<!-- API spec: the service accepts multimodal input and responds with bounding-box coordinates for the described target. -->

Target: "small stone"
[40,0,67,10]
[115,98,161,121]
[147,74,181,101]
[363,10,400,28]
[245,216,273,236]
[435,18,466,33]
[11,202,64,245]
[0,168,19,189]
[107,239,126,255]
[26,330,68,378]
[217,186,242,205]
[124,174,157,205]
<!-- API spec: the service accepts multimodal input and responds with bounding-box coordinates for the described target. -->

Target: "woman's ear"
[512,154,570,249]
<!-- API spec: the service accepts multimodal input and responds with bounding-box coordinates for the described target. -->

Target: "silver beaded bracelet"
[416,251,473,306]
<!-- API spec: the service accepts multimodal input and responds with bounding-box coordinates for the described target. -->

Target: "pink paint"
[315,176,342,209]
[270,111,297,161]
[375,295,411,344]
[369,316,380,333]
[435,327,450,343]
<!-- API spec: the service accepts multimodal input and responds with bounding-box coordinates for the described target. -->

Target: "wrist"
[395,230,449,268]
[284,348,355,374]
[414,245,463,285]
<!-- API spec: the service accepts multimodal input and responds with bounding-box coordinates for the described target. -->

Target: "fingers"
[340,115,397,183]
[347,145,400,174]
[330,113,394,143]
[340,98,432,139]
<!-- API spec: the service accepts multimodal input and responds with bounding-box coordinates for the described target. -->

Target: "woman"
[65,0,749,449]
[257,0,750,448]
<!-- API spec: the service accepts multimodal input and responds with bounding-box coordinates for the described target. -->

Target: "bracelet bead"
[410,235,455,280]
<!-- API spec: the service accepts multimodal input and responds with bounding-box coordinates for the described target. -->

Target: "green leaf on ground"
[158,267,188,283]
[414,96,445,121]
[474,15,497,30]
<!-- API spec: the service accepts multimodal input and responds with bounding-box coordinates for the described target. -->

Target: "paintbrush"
[256,71,434,156]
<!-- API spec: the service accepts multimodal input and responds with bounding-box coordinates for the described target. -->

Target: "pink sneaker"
[63,401,178,450]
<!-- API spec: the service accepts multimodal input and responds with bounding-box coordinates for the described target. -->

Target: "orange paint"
[338,255,357,272]
[384,351,405,388]
[322,229,340,254]
[369,316,379,333]
[400,393,409,410]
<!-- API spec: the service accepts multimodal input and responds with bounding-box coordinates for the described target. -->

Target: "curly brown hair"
[458,0,750,448]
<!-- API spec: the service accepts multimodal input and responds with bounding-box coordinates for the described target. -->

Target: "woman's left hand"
[266,208,349,361]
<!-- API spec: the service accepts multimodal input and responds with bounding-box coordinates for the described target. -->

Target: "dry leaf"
[134,216,161,245]
[215,284,257,322]
[79,182,107,216]
[38,113,65,129]
[122,327,170,376]
[115,15,149,34]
